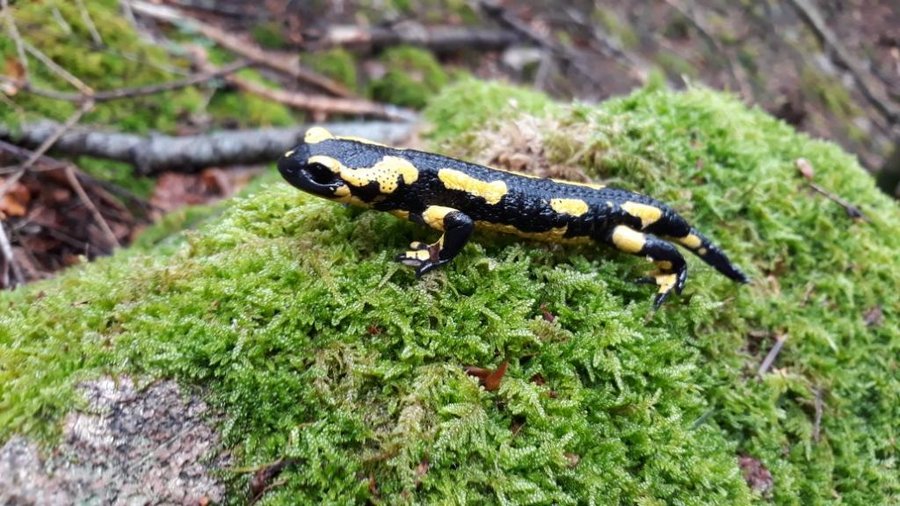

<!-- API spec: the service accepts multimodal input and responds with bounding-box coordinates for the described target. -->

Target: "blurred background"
[1,0,898,287]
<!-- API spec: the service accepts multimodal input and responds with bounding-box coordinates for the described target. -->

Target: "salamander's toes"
[396,242,443,276]
[640,267,688,309]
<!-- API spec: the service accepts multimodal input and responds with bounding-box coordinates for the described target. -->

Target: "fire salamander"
[278,127,748,307]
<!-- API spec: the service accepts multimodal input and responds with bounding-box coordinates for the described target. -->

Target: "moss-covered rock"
[1,81,897,504]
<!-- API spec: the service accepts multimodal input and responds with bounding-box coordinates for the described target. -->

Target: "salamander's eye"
[306,162,337,184]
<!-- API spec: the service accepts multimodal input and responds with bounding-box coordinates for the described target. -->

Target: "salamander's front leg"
[396,205,474,276]
[607,225,688,308]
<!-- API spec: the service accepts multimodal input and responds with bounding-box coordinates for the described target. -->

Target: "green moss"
[251,22,287,50]
[76,157,155,199]
[206,69,297,127]
[301,48,359,91]
[0,0,203,132]
[367,46,449,109]
[2,83,898,504]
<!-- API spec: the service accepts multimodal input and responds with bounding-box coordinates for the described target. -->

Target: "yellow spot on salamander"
[552,179,606,190]
[422,206,455,231]
[284,149,295,158]
[390,209,410,220]
[334,135,388,147]
[611,225,646,253]
[339,156,420,194]
[438,168,508,205]
[678,233,703,249]
[550,198,590,217]
[304,126,334,144]
[621,201,663,228]
[698,247,708,256]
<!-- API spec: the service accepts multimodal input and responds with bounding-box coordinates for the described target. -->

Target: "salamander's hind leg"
[396,205,473,277]
[606,225,688,308]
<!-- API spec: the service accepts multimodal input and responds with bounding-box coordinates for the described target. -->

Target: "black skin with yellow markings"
[278,127,748,307]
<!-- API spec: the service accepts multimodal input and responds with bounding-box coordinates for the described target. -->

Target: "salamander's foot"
[396,241,445,276]
[636,267,688,309]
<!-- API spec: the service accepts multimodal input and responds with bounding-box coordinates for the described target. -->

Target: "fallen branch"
[786,0,899,124]
[128,0,354,98]
[188,47,416,121]
[1,60,249,103]
[0,99,94,200]
[308,23,520,53]
[0,121,416,174]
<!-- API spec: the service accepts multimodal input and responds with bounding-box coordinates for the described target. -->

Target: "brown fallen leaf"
[465,361,509,391]
[0,179,30,218]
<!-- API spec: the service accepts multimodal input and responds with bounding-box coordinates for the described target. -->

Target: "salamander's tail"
[671,228,749,284]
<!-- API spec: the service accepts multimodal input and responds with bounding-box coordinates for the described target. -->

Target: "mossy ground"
[1,81,898,504]
[0,0,296,196]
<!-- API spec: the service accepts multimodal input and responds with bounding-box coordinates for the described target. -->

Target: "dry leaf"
[0,180,31,217]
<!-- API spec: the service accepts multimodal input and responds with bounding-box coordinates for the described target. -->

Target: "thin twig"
[308,23,519,53]
[1,0,29,80]
[0,220,23,289]
[22,41,94,96]
[75,0,104,47]
[0,60,249,103]
[128,0,355,98]
[808,183,868,221]
[63,165,121,250]
[0,100,94,200]
[758,333,788,376]
[786,0,899,124]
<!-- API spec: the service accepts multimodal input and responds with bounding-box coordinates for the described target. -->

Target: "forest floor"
[1,0,897,286]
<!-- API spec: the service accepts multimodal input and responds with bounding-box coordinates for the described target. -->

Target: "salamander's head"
[277,127,352,201]
[278,127,420,206]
